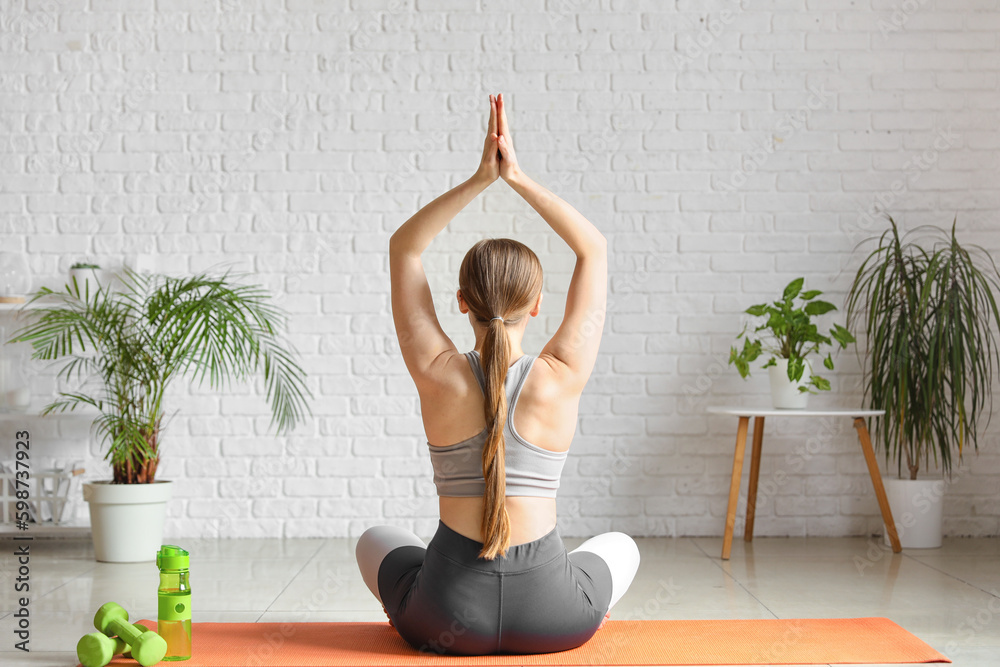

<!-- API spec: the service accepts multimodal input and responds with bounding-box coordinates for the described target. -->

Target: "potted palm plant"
[8,265,312,562]
[729,277,855,408]
[845,215,1000,548]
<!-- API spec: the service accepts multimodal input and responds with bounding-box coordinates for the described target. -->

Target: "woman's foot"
[383,605,395,628]
[598,611,611,630]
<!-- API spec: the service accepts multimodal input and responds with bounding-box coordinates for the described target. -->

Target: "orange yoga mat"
[91,617,950,666]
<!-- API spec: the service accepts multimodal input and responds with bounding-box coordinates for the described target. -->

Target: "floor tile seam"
[691,538,800,619]
[29,561,101,605]
[687,537,781,620]
[903,552,1000,599]
[259,537,338,615]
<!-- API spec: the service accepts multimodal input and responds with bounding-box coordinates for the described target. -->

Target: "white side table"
[706,406,900,560]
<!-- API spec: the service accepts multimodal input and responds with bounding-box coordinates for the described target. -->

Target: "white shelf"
[0,295,56,308]
[0,404,100,421]
[0,519,91,537]
[0,300,61,312]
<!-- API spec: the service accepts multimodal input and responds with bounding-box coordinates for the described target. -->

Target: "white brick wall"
[2,0,998,540]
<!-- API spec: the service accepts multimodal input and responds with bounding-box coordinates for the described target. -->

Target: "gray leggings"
[356,521,640,655]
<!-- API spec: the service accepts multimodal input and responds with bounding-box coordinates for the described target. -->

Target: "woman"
[356,93,640,655]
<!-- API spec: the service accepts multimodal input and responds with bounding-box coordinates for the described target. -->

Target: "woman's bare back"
[421,350,583,545]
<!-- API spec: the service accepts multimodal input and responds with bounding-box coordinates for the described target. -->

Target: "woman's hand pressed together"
[473,93,502,186]
[473,92,524,188]
[494,92,523,185]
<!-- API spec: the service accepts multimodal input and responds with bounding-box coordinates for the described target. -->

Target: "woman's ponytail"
[479,315,511,560]
[457,238,544,560]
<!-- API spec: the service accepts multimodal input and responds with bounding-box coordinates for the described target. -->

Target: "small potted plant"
[729,277,855,409]
[8,265,313,562]
[68,262,104,297]
[845,215,1000,548]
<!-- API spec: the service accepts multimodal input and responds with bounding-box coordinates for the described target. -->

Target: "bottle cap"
[156,544,189,571]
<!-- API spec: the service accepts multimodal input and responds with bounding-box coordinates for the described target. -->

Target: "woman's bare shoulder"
[531,352,586,402]
[413,350,473,397]
[414,350,581,401]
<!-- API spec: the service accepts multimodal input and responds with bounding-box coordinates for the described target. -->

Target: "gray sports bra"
[427,350,569,498]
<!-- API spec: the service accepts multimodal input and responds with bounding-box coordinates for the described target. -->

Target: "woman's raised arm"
[388,96,506,382]
[389,94,502,255]
[494,93,607,258]
[494,93,607,390]
[506,173,607,258]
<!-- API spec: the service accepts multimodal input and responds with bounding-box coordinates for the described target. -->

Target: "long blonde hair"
[458,238,543,560]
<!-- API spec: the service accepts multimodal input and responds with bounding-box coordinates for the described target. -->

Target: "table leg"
[744,416,765,542]
[854,417,901,553]
[722,416,750,560]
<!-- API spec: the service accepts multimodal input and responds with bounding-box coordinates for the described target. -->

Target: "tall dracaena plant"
[8,266,313,484]
[845,215,1000,480]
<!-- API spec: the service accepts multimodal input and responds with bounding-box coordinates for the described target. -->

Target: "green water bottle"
[157,545,192,660]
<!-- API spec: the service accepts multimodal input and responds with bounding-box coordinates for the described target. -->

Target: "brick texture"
[3,0,998,539]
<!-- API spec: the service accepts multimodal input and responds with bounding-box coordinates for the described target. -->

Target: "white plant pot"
[83,481,172,562]
[68,268,105,297]
[882,477,943,549]
[767,358,812,409]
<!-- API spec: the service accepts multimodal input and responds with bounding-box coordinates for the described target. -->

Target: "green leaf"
[800,289,823,300]
[810,375,831,391]
[745,304,769,317]
[787,356,804,382]
[830,323,856,347]
[824,353,834,370]
[765,312,786,334]
[783,277,805,301]
[729,339,762,379]
[804,300,837,316]
[761,357,777,369]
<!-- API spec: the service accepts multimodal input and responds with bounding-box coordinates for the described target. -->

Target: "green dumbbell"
[93,602,167,667]
[123,622,157,657]
[77,632,127,667]
[77,622,155,667]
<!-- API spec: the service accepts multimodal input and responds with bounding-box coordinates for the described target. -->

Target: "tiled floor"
[1,534,998,666]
